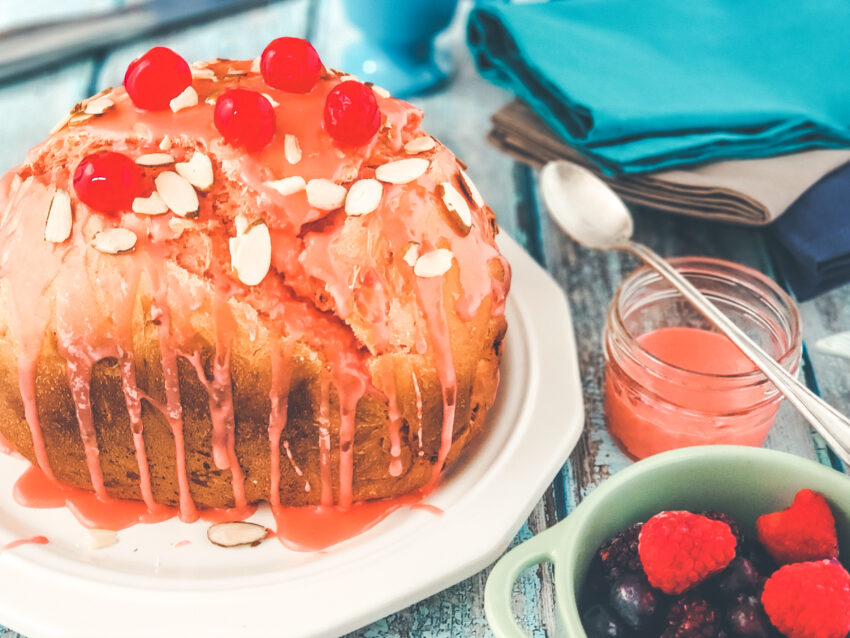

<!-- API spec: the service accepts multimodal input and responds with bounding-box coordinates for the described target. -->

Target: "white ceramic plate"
[0,234,583,638]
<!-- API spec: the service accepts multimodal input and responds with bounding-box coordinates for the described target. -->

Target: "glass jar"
[604,257,802,460]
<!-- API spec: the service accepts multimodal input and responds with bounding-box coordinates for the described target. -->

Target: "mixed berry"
[580,489,850,637]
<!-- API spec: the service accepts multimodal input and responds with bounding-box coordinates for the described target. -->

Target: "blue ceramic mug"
[340,0,459,97]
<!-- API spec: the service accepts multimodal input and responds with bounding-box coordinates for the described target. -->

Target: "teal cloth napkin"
[468,0,850,175]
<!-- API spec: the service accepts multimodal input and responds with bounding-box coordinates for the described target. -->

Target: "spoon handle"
[626,241,850,467]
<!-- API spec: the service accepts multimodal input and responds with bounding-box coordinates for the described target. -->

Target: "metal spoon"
[540,159,850,467]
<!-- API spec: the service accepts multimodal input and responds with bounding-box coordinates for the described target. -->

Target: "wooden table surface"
[0,2,847,637]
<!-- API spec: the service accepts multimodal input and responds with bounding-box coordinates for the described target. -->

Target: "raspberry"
[73,151,142,214]
[756,489,838,564]
[638,511,737,595]
[214,89,276,151]
[323,80,380,146]
[598,522,643,582]
[762,559,850,638]
[261,37,322,93]
[123,46,191,110]
[662,595,723,638]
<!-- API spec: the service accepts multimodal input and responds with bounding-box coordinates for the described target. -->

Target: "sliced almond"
[135,153,175,167]
[159,135,173,151]
[460,168,484,208]
[231,221,271,286]
[234,214,250,236]
[226,67,247,77]
[404,136,436,154]
[50,109,74,135]
[338,74,358,83]
[68,112,94,128]
[92,228,137,254]
[155,171,199,218]
[190,67,216,80]
[344,179,382,216]
[414,248,454,278]
[84,96,114,115]
[375,158,429,185]
[250,56,261,73]
[265,176,306,196]
[306,179,347,210]
[439,182,472,234]
[132,192,169,215]
[175,152,214,191]
[87,529,118,550]
[402,242,419,267]
[262,92,280,108]
[170,86,199,113]
[44,190,72,243]
[207,521,268,548]
[372,85,391,98]
[284,134,302,165]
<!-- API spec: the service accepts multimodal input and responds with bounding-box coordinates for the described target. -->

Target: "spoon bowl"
[540,160,633,249]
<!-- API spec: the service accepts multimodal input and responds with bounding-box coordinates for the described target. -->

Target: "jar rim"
[608,256,802,383]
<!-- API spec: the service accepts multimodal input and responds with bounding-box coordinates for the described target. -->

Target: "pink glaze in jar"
[604,257,802,460]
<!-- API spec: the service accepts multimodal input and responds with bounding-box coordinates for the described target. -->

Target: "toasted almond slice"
[68,112,94,128]
[175,152,214,191]
[232,222,271,286]
[132,192,169,215]
[414,248,454,278]
[460,168,484,207]
[375,158,429,185]
[155,171,199,218]
[372,85,391,98]
[402,242,419,267]
[338,74,358,83]
[250,56,261,73]
[207,521,268,548]
[344,179,382,216]
[284,134,302,165]
[234,214,250,236]
[306,179,347,210]
[44,190,72,243]
[87,529,118,550]
[190,67,216,80]
[170,86,198,113]
[262,92,280,108]
[50,109,74,135]
[265,176,306,196]
[335,164,359,184]
[135,153,175,167]
[439,181,472,234]
[404,136,436,154]
[93,228,137,254]
[226,67,247,77]
[84,96,114,115]
[159,135,173,151]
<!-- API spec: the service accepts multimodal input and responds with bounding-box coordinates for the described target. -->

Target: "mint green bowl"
[485,445,850,637]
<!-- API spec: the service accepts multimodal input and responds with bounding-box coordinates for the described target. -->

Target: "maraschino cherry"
[73,151,142,214]
[214,89,276,151]
[323,80,380,146]
[123,47,191,111]
[261,37,322,93]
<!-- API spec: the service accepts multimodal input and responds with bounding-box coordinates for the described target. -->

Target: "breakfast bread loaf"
[0,47,510,518]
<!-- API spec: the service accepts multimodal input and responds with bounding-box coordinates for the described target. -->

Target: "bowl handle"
[484,523,567,637]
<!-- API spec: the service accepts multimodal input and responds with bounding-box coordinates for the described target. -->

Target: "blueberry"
[609,573,660,631]
[725,594,773,637]
[713,556,761,600]
[581,604,629,638]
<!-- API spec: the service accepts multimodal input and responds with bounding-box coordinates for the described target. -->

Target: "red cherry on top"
[261,37,322,93]
[323,80,380,146]
[73,151,142,214]
[214,89,276,151]
[124,47,191,110]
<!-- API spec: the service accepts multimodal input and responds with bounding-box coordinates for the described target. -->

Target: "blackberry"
[662,595,722,638]
[701,510,745,548]
[598,522,643,582]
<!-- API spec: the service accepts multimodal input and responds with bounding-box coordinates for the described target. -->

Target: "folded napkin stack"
[469,0,850,300]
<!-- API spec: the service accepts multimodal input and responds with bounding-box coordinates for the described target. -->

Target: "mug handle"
[484,523,567,637]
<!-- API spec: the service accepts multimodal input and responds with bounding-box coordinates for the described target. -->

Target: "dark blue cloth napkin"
[771,162,850,301]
